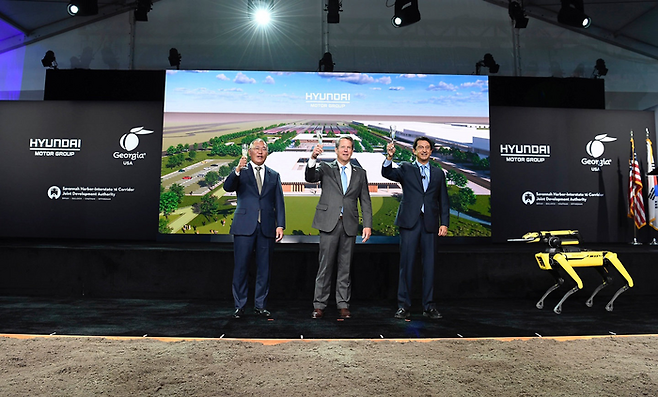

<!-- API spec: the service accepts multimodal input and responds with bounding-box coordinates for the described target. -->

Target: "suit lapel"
[347,165,358,194]
[245,163,260,196]
[412,162,423,188]
[261,166,273,196]
[428,165,440,188]
[330,161,344,195]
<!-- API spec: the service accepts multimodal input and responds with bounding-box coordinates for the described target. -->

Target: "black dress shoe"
[254,308,271,317]
[394,308,410,319]
[423,308,442,319]
[232,308,245,319]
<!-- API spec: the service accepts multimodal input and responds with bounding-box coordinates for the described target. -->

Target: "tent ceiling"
[1,0,658,60]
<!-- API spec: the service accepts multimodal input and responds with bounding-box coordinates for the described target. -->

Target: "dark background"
[0,100,164,240]
[490,106,655,243]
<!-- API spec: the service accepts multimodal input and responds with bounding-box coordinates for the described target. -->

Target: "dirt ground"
[1,335,657,396]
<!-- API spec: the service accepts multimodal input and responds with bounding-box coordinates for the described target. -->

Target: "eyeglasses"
[251,146,268,153]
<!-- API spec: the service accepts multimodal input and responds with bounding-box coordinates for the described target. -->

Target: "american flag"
[629,133,646,229]
[647,129,658,231]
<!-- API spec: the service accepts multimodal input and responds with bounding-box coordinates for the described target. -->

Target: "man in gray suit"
[305,136,372,319]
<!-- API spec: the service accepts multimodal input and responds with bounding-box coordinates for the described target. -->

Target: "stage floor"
[1,294,656,339]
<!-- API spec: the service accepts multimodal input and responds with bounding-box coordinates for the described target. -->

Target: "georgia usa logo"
[114,126,153,166]
[582,133,616,172]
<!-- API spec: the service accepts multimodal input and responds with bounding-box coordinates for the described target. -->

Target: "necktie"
[255,166,263,194]
[341,165,348,194]
[420,165,428,214]
[421,165,428,192]
[255,166,263,222]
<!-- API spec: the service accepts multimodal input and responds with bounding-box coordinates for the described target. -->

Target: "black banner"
[0,101,164,240]
[490,106,654,243]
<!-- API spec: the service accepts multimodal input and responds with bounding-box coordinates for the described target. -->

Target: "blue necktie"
[421,165,428,192]
[420,165,428,214]
[341,165,348,194]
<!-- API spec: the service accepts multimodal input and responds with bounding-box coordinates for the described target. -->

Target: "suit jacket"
[305,160,373,236]
[382,161,450,232]
[224,163,285,238]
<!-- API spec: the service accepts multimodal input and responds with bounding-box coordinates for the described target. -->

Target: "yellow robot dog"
[510,230,634,314]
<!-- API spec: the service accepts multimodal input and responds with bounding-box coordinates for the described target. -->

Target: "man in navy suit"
[223,138,285,319]
[305,136,372,319]
[382,137,450,320]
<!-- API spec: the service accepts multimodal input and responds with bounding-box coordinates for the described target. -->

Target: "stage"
[1,240,657,339]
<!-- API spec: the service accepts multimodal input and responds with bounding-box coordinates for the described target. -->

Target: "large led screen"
[161,71,491,242]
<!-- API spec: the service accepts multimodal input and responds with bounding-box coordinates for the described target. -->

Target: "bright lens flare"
[254,8,271,26]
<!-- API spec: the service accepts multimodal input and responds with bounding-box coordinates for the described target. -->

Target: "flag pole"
[630,130,643,245]
[647,127,658,245]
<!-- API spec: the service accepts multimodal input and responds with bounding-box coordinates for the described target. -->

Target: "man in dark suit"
[223,138,285,319]
[305,136,372,319]
[382,137,450,320]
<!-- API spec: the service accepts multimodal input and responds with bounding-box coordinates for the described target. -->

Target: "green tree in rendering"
[450,187,476,218]
[199,193,220,219]
[205,171,220,188]
[447,169,468,188]
[158,217,172,234]
[168,183,185,204]
[159,191,179,217]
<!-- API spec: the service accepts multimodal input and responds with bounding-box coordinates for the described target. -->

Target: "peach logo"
[586,134,616,158]
[119,127,154,152]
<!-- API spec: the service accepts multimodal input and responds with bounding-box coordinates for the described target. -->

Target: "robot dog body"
[513,230,634,314]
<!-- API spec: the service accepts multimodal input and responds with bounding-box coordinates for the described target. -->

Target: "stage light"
[476,53,500,75]
[67,0,98,17]
[326,0,341,24]
[508,0,529,29]
[67,4,79,16]
[318,52,335,72]
[558,0,591,28]
[168,48,182,70]
[391,0,421,28]
[41,50,58,69]
[134,0,152,22]
[248,0,274,26]
[592,58,608,78]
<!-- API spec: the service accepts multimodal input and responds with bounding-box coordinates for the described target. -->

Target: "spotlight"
[41,50,58,69]
[134,0,152,22]
[592,58,608,78]
[476,53,500,75]
[391,0,420,28]
[558,0,591,28]
[168,48,182,70]
[248,0,274,26]
[67,0,98,17]
[326,0,341,24]
[318,52,335,72]
[508,0,529,29]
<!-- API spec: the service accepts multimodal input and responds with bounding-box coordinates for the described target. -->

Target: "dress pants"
[313,218,355,310]
[398,214,437,311]
[232,223,274,310]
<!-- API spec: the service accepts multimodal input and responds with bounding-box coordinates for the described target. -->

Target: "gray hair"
[334,136,353,149]
[249,138,268,151]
